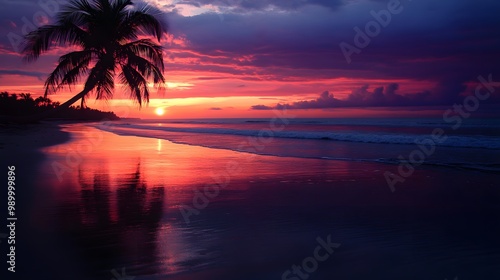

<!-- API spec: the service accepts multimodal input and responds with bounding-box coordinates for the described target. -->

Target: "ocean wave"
[131,118,500,128]
[97,123,500,149]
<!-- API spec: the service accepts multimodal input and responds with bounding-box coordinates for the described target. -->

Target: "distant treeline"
[0,92,119,121]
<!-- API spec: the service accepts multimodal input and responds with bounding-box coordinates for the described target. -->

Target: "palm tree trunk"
[80,96,85,110]
[0,88,92,123]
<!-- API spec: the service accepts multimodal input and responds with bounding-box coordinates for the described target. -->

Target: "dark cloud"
[0,69,46,80]
[176,1,201,7]
[209,107,222,110]
[345,84,432,107]
[251,104,273,110]
[251,83,500,110]
[164,0,500,100]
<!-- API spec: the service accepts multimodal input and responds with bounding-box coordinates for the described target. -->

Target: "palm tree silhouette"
[21,0,166,119]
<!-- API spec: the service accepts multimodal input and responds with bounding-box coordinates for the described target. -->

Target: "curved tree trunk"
[80,96,85,110]
[0,88,92,123]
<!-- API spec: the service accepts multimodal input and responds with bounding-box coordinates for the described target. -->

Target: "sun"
[155,107,165,116]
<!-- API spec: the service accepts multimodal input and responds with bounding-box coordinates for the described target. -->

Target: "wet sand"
[1,123,499,280]
[0,122,74,279]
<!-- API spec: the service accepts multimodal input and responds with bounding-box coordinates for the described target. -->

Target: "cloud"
[249,95,334,110]
[209,107,222,110]
[0,69,46,80]
[161,0,500,97]
[176,1,201,7]
[251,82,500,110]
[251,104,273,110]
[191,0,346,12]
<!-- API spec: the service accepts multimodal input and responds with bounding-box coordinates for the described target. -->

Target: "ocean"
[97,117,500,173]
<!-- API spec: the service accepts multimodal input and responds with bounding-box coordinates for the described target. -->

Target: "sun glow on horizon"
[155,107,165,116]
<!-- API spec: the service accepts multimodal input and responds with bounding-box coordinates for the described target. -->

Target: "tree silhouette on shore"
[7,0,167,122]
[0,92,119,121]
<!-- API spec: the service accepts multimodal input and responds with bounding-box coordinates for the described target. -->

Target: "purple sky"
[0,0,499,116]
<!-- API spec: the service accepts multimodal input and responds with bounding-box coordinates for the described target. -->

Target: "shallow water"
[99,118,500,172]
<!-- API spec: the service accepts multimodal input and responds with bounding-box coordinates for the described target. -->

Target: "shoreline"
[0,121,72,152]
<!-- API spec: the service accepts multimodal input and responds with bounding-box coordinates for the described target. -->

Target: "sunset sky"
[0,0,499,118]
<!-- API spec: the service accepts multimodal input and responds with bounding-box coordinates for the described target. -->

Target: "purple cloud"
[251,83,500,109]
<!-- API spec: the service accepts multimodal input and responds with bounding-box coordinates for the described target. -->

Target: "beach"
[1,121,499,280]
[2,0,500,279]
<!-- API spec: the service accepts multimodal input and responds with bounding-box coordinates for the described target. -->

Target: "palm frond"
[120,39,164,71]
[44,50,92,96]
[111,0,133,13]
[85,57,115,99]
[57,59,91,92]
[126,52,165,85]
[95,0,112,12]
[120,6,167,42]
[22,23,88,62]
[94,68,115,100]
[57,0,96,27]
[119,64,150,106]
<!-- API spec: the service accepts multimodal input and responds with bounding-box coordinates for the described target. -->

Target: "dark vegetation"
[0,92,119,122]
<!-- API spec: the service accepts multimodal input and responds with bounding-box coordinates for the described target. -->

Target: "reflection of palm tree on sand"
[58,162,165,278]
[19,0,167,121]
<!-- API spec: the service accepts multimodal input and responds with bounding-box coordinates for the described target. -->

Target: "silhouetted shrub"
[0,92,120,121]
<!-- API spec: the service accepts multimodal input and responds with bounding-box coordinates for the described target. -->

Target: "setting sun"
[155,107,165,116]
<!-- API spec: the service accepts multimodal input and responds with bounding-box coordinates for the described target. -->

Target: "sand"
[1,123,499,280]
[0,122,76,279]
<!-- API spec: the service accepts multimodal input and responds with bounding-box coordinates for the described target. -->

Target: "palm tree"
[20,0,166,120]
